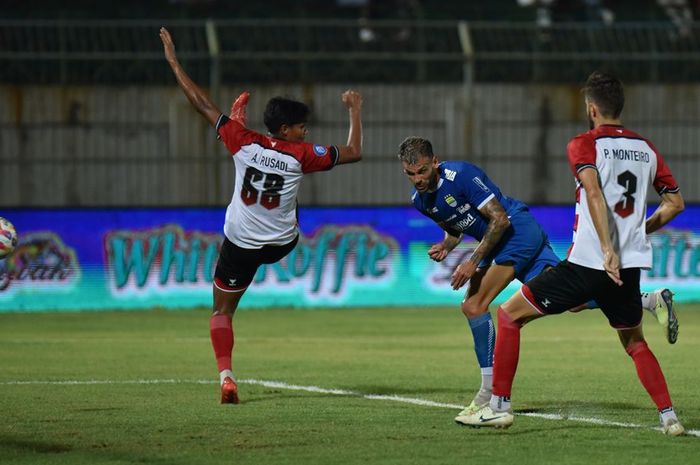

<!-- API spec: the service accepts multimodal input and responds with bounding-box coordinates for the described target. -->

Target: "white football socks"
[480,368,493,394]
[219,369,234,385]
[659,407,678,425]
[490,395,511,412]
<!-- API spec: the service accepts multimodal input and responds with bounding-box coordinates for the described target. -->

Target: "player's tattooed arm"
[450,198,509,290]
[470,198,510,265]
[160,27,222,127]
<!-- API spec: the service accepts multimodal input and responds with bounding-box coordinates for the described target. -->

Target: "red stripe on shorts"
[214,276,248,292]
[520,284,546,314]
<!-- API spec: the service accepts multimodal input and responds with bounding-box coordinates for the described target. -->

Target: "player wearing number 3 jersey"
[458,71,686,435]
[160,27,363,404]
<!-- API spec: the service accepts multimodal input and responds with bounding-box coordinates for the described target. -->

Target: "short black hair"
[263,97,310,134]
[398,137,433,164]
[583,71,625,119]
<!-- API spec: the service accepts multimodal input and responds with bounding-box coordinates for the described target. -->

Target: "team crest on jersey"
[313,145,327,156]
[444,194,457,207]
[457,203,471,214]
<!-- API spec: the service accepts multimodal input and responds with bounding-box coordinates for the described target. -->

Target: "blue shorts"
[478,210,561,284]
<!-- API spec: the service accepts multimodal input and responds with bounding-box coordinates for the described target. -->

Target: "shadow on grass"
[0,434,196,464]
[71,407,124,413]
[455,422,594,436]
[0,434,72,453]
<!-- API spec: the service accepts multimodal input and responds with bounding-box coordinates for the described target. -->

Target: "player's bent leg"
[491,293,541,399]
[457,265,516,413]
[618,327,684,436]
[456,298,533,428]
[211,283,247,404]
[456,289,543,428]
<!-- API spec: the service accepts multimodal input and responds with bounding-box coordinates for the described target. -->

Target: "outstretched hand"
[159,27,177,64]
[229,91,250,126]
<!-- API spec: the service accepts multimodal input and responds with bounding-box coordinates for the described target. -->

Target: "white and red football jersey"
[566,124,679,270]
[216,115,339,248]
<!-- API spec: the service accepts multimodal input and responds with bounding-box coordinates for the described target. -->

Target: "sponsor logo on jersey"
[444,169,457,181]
[541,298,551,308]
[430,207,439,214]
[313,145,327,156]
[444,194,457,207]
[457,203,471,214]
[454,214,476,231]
[446,214,457,221]
[472,177,490,192]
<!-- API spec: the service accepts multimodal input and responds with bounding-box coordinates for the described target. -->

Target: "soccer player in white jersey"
[160,27,363,404]
[457,71,686,435]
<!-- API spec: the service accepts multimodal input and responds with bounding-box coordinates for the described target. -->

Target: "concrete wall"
[1,83,698,207]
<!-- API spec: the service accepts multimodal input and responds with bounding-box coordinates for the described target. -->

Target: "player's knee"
[497,306,523,329]
[624,339,648,357]
[212,305,237,317]
[213,288,244,317]
[461,299,488,318]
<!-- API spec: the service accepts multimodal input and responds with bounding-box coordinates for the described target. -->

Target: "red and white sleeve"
[567,134,597,179]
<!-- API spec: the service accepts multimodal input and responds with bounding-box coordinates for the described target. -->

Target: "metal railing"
[2,20,700,207]
[2,20,700,84]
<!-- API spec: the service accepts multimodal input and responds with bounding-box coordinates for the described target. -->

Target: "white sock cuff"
[219,369,234,385]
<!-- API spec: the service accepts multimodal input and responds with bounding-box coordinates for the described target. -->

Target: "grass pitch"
[0,306,698,465]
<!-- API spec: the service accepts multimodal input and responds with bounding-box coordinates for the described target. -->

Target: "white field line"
[2,378,697,437]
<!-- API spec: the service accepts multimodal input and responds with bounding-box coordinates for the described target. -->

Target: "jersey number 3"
[241,167,284,210]
[614,170,637,218]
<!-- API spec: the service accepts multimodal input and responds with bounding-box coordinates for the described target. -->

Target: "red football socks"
[492,307,522,398]
[626,340,672,411]
[210,314,234,372]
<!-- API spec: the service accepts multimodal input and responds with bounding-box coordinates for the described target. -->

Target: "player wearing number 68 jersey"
[160,27,363,404]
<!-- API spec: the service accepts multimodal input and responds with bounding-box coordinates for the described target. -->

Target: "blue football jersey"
[411,161,528,240]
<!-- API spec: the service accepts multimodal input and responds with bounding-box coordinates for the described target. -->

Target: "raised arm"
[646,191,684,234]
[336,90,363,165]
[450,197,511,290]
[160,27,221,127]
[578,168,622,285]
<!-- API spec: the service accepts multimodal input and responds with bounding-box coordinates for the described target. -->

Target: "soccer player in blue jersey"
[397,136,678,421]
